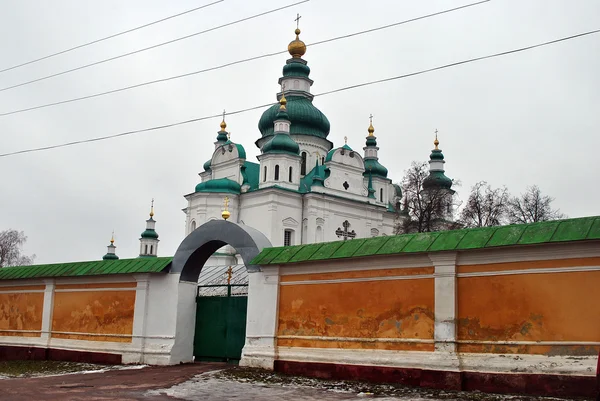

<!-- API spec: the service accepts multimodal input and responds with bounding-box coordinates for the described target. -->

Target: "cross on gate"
[335,220,356,240]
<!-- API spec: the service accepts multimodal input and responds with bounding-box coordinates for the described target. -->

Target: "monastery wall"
[0,273,182,365]
[243,233,600,398]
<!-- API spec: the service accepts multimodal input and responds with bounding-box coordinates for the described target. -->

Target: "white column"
[130,274,150,363]
[240,266,280,369]
[40,279,55,345]
[429,252,458,353]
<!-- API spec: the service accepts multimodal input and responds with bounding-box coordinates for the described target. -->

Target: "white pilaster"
[40,279,55,345]
[240,266,280,369]
[429,252,458,354]
[131,274,150,363]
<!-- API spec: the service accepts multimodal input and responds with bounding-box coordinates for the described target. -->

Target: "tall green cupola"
[423,134,453,190]
[257,26,331,144]
[362,116,388,178]
[215,111,229,146]
[262,92,300,155]
[102,233,119,260]
[139,200,159,258]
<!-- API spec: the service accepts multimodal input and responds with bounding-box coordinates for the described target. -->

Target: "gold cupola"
[288,28,306,59]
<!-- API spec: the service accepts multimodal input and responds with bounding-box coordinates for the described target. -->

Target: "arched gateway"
[168,220,272,364]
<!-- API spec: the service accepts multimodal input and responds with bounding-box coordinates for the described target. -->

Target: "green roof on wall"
[0,257,172,280]
[251,216,600,265]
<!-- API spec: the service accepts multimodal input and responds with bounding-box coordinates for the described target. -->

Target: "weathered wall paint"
[0,291,44,337]
[458,269,600,355]
[52,289,136,343]
[278,269,435,351]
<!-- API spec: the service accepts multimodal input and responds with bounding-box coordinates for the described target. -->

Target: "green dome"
[366,136,377,147]
[325,144,353,162]
[430,149,444,160]
[364,159,388,178]
[203,159,211,171]
[394,183,403,198]
[263,134,300,155]
[102,253,119,260]
[195,177,241,194]
[141,228,159,239]
[258,96,330,139]
[423,170,453,190]
[282,61,310,78]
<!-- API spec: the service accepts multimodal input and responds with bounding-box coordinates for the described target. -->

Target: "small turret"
[102,233,119,260]
[423,131,453,190]
[139,199,159,257]
[363,115,388,178]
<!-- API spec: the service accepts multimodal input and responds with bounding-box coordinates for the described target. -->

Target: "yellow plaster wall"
[0,290,44,337]
[278,267,435,351]
[52,286,136,343]
[457,258,600,355]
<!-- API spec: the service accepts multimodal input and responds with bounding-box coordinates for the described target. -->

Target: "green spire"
[367,169,376,199]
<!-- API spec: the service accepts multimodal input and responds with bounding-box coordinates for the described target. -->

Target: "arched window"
[289,166,293,182]
[263,166,267,182]
[274,165,280,180]
[380,188,384,202]
[191,221,196,231]
[321,157,325,165]
[315,226,323,242]
[150,245,153,254]
[301,152,307,175]
[294,80,299,89]
[144,244,148,254]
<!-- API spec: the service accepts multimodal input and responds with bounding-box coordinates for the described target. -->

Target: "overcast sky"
[1,0,598,264]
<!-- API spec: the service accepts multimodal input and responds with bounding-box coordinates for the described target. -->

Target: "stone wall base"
[0,345,122,365]
[275,360,597,399]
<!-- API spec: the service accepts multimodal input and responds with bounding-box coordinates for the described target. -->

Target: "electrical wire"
[1,28,598,159]
[0,0,224,74]
[0,0,309,93]
[0,0,490,118]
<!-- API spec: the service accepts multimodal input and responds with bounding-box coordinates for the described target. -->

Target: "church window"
[274,165,280,180]
[191,221,196,231]
[315,226,323,242]
[144,244,148,254]
[371,228,379,237]
[150,245,153,254]
[343,181,349,190]
[289,166,293,182]
[294,80,299,89]
[263,166,267,182]
[380,188,384,202]
[301,152,307,175]
[321,157,325,165]
[284,229,293,246]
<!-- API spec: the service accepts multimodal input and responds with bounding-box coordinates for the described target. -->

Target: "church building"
[182,27,454,256]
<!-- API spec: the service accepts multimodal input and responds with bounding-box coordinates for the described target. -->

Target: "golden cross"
[344,136,347,144]
[295,13,301,29]
[435,128,438,138]
[222,109,226,121]
[226,266,233,284]
[369,114,373,124]
[223,196,230,211]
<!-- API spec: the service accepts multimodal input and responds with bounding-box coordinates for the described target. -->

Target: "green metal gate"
[193,282,248,363]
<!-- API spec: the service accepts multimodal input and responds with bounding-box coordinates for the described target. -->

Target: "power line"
[0,0,309,93]
[1,28,598,159]
[0,1,224,74]
[0,0,490,118]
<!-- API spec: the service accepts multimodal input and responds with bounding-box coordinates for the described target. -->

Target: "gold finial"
[149,198,154,217]
[368,114,375,136]
[110,231,115,245]
[220,109,227,131]
[344,136,348,144]
[279,84,287,110]
[434,129,439,149]
[288,14,306,58]
[226,266,233,285]
[222,196,231,220]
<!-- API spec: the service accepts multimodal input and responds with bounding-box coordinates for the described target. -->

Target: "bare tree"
[0,229,35,268]
[395,161,459,234]
[459,181,510,228]
[506,185,565,224]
